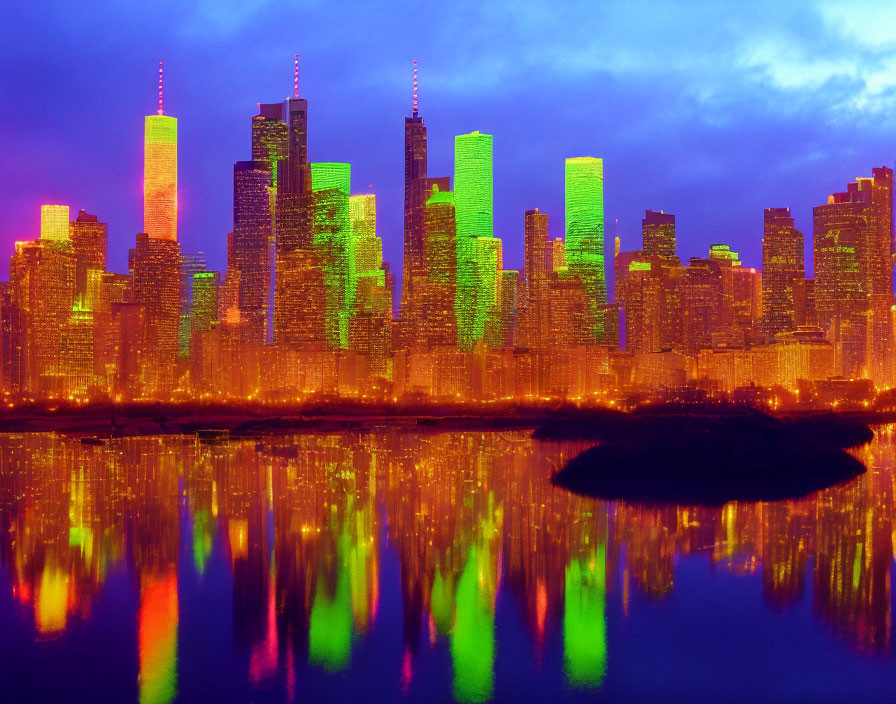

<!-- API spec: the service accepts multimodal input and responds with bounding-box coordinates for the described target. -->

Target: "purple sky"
[2,1,895,294]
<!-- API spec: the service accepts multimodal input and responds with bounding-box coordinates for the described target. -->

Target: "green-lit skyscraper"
[311,162,354,348]
[454,131,494,351]
[565,157,606,342]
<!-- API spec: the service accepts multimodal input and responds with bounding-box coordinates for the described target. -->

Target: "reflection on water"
[0,428,894,701]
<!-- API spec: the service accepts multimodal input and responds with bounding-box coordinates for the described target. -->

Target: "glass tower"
[311,162,354,348]
[233,160,272,344]
[565,157,606,342]
[144,114,178,241]
[454,131,494,350]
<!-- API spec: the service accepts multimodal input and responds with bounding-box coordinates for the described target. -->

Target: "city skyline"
[7,58,895,300]
[4,53,896,402]
[4,2,896,285]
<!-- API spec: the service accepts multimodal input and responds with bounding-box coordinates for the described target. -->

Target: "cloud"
[819,1,896,48]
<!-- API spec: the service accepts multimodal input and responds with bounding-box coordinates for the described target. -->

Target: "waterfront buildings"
[761,207,804,336]
[2,63,895,406]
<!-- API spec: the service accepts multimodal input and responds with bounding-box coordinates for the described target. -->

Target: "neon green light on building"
[455,131,494,351]
[565,156,606,341]
[145,114,178,144]
[629,261,651,272]
[563,545,607,689]
[475,236,502,345]
[350,193,380,275]
[426,186,454,207]
[710,243,740,263]
[312,163,355,348]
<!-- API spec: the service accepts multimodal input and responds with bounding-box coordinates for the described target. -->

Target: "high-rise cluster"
[1,60,894,405]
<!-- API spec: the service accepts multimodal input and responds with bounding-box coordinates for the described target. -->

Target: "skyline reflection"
[0,429,893,702]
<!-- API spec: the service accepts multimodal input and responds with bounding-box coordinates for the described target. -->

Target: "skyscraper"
[642,210,676,262]
[178,252,207,358]
[864,167,893,383]
[498,269,520,348]
[565,157,606,343]
[144,63,177,242]
[132,233,181,396]
[524,208,551,299]
[69,210,107,305]
[761,207,804,336]
[477,236,504,348]
[521,208,551,349]
[61,300,94,396]
[311,162,354,348]
[709,244,762,338]
[402,60,428,331]
[252,103,289,190]
[134,63,182,396]
[620,257,665,354]
[681,258,724,355]
[419,185,458,349]
[274,63,315,347]
[252,101,289,341]
[40,205,70,242]
[191,271,220,334]
[454,131,493,350]
[349,193,392,376]
[9,237,76,393]
[813,167,893,380]
[233,161,272,344]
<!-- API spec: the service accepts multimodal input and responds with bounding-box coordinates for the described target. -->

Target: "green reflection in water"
[192,510,213,576]
[309,495,376,671]
[451,544,495,703]
[309,569,353,672]
[451,492,500,704]
[563,544,607,689]
[431,567,456,636]
[349,502,374,633]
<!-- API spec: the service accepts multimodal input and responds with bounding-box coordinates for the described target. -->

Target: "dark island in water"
[543,407,873,505]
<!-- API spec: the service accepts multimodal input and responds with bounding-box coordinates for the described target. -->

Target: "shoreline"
[1,401,896,437]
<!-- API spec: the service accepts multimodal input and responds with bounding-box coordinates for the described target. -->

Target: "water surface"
[0,428,894,702]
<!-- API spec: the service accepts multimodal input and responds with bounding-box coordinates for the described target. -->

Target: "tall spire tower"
[400,59,429,344]
[273,53,317,346]
[135,61,181,396]
[144,61,177,241]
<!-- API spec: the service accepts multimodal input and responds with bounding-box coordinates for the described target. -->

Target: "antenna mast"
[157,61,164,115]
[294,54,299,99]
[413,59,418,117]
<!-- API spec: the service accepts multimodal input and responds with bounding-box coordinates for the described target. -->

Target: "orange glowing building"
[69,209,107,305]
[144,64,177,242]
[813,168,893,380]
[761,207,804,337]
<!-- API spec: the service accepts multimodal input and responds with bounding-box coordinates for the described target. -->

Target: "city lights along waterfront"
[4,58,896,408]
[6,52,896,704]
